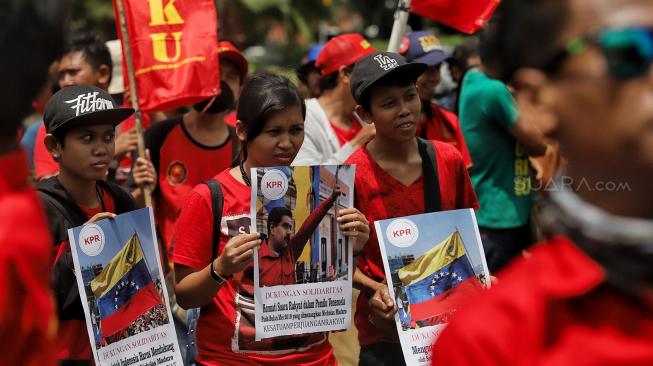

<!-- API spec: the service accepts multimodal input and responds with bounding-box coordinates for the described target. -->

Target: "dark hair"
[448,39,480,71]
[0,0,65,139]
[267,206,293,234]
[319,65,354,92]
[359,73,415,113]
[296,62,319,84]
[482,1,569,82]
[237,73,306,160]
[62,33,113,83]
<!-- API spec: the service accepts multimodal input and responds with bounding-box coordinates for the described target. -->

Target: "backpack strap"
[202,179,224,260]
[417,137,442,213]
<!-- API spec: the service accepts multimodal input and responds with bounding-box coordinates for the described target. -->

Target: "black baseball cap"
[44,85,134,134]
[350,51,427,103]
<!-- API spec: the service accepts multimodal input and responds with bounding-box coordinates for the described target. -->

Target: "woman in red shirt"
[173,74,370,365]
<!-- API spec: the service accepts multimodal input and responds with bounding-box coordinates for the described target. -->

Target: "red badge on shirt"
[166,160,188,185]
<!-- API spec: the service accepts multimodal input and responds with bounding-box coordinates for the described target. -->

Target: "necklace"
[239,160,251,187]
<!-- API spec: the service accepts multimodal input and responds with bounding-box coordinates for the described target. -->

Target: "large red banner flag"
[410,0,501,34]
[113,0,220,112]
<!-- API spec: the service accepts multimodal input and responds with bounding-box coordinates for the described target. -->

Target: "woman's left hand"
[337,208,370,253]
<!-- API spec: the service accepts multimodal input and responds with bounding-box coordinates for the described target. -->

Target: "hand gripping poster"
[251,165,355,340]
[68,207,182,366]
[375,209,490,365]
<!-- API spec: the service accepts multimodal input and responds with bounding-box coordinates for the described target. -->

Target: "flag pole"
[115,0,152,207]
[387,0,412,52]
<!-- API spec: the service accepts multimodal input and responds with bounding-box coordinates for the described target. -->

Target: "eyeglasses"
[545,27,653,80]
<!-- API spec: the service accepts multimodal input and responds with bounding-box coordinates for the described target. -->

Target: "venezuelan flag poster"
[375,208,490,365]
[68,207,182,365]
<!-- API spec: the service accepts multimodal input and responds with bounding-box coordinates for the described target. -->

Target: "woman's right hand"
[214,233,261,277]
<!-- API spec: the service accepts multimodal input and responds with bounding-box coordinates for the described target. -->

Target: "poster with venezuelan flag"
[68,207,182,366]
[375,208,490,365]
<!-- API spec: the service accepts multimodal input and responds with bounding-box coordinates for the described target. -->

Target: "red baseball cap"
[315,33,376,76]
[218,41,248,79]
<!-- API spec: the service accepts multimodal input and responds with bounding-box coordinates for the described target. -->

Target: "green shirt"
[459,69,533,228]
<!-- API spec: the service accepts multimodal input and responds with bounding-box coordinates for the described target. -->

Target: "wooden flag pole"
[115,0,152,207]
[387,0,412,52]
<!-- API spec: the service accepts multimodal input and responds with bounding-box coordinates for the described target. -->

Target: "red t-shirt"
[345,140,479,347]
[0,149,57,365]
[173,169,335,365]
[259,242,297,287]
[146,117,236,264]
[34,124,59,180]
[54,188,116,362]
[432,236,653,365]
[330,118,362,147]
[417,105,473,169]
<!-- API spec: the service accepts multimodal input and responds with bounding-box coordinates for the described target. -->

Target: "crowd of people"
[3,0,653,365]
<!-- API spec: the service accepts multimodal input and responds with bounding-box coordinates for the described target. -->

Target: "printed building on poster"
[313,166,351,281]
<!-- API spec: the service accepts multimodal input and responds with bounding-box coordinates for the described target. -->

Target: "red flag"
[410,0,501,34]
[113,0,220,112]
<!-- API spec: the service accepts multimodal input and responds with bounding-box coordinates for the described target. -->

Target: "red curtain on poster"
[410,0,501,34]
[113,0,220,112]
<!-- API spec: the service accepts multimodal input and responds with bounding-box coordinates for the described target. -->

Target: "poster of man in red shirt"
[251,165,356,340]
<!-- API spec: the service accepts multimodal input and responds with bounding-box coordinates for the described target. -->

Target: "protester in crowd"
[36,85,155,364]
[139,39,244,366]
[293,33,377,165]
[459,28,547,272]
[0,0,65,364]
[33,33,141,181]
[173,73,369,364]
[296,44,325,99]
[433,0,653,363]
[143,79,239,267]
[440,40,481,114]
[345,51,478,366]
[403,31,473,169]
[218,41,249,127]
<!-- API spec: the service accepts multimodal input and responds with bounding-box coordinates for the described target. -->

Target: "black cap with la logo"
[44,85,134,134]
[350,51,427,103]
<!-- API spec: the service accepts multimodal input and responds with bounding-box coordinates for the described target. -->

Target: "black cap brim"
[354,62,427,102]
[48,107,134,134]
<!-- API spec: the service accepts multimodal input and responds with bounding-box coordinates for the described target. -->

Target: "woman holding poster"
[173,74,370,365]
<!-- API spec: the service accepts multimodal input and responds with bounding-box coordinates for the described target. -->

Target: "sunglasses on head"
[546,27,653,80]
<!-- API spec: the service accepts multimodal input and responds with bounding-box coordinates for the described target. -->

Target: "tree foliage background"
[67,0,466,70]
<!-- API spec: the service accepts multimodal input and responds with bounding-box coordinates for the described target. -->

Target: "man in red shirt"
[345,51,479,366]
[145,79,239,266]
[432,0,653,364]
[259,190,340,287]
[294,34,377,165]
[403,31,473,169]
[0,1,64,364]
